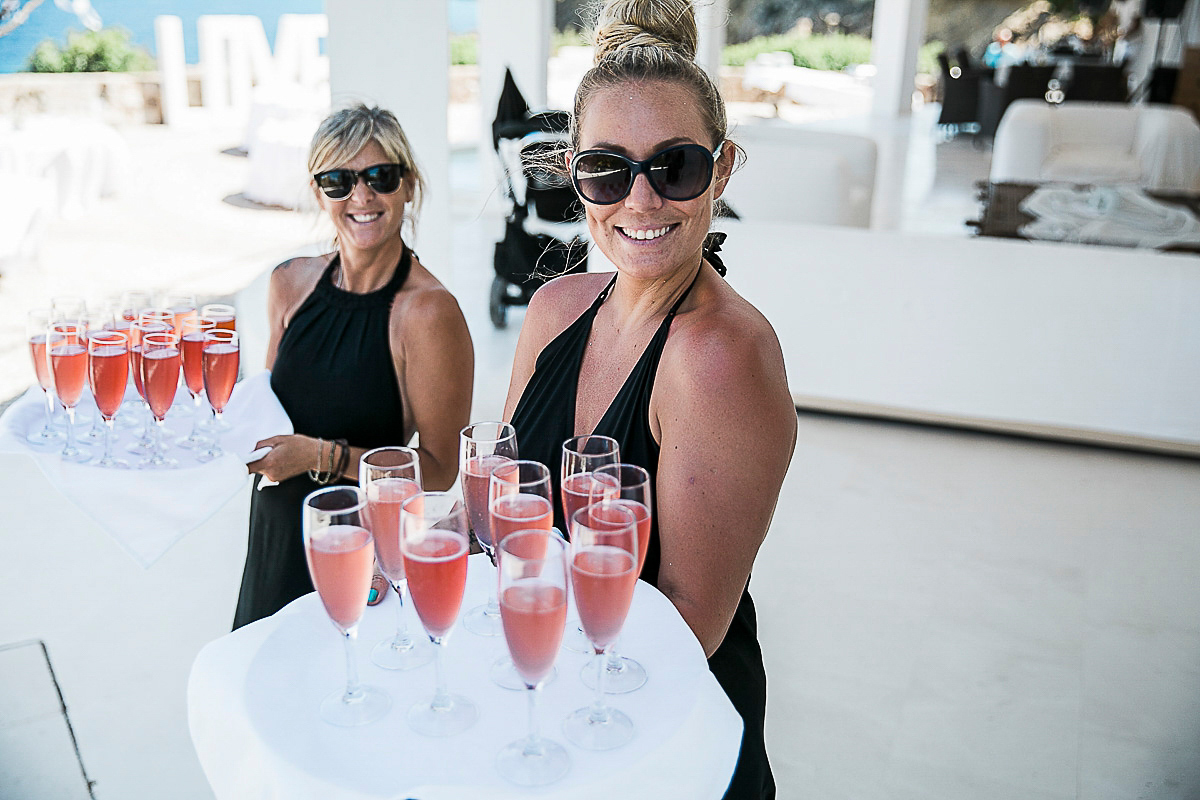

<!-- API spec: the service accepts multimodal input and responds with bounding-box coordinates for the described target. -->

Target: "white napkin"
[0,370,293,567]
[1019,185,1200,249]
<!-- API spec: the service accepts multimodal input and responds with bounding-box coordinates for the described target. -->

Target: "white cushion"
[1042,146,1142,184]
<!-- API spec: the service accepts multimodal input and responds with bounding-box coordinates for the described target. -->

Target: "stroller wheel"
[489,276,508,329]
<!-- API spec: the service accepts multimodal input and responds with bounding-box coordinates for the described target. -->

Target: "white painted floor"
[2,107,1198,800]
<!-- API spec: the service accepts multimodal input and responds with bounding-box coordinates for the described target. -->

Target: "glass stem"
[189,393,203,437]
[589,648,609,723]
[523,685,545,755]
[606,647,624,674]
[64,405,77,451]
[341,628,364,703]
[154,417,165,459]
[431,639,451,711]
[103,417,115,461]
[392,581,411,643]
[141,401,153,440]
[42,390,55,431]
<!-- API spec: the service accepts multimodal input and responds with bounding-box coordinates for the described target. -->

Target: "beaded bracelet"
[307,438,332,485]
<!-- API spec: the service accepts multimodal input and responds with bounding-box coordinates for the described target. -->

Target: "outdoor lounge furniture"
[990,100,1200,192]
[720,122,877,228]
[935,51,991,132]
[977,64,1057,139]
[1063,63,1130,102]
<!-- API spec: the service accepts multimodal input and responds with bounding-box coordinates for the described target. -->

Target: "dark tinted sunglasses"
[571,143,722,205]
[313,163,405,200]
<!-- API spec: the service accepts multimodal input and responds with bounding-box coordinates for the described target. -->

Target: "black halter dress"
[233,248,411,630]
[509,257,775,800]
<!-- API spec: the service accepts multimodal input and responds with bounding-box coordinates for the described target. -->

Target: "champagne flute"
[163,292,197,336]
[303,485,391,727]
[126,311,173,455]
[496,530,571,786]
[561,434,620,653]
[47,321,90,463]
[87,330,130,468]
[119,291,152,324]
[26,309,63,445]
[80,303,113,443]
[112,292,148,426]
[360,446,435,670]
[488,460,554,690]
[200,303,237,331]
[460,421,518,637]
[580,462,651,693]
[176,316,215,449]
[196,329,239,462]
[400,491,476,736]
[562,502,638,750]
[139,331,180,469]
[50,295,85,327]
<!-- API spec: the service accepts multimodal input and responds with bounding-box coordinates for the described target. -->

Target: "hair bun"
[592,0,698,63]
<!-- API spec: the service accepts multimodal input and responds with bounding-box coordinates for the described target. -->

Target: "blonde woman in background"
[239,104,473,629]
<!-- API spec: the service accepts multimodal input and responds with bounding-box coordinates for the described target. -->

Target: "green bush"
[26,27,155,73]
[724,31,944,75]
[450,33,477,66]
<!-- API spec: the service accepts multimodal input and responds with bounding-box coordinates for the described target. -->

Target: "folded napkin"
[1019,185,1200,249]
[0,370,293,567]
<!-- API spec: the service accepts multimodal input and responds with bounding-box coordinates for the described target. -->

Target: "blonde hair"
[572,0,729,152]
[308,104,426,234]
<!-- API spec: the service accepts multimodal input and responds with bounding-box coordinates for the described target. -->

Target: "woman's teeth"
[350,213,381,223]
[620,225,670,241]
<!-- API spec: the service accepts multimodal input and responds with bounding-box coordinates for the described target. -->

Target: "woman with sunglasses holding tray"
[237,105,473,629]
[503,1,794,796]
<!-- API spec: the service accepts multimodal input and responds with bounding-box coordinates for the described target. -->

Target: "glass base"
[407,693,477,737]
[27,427,63,446]
[176,432,209,449]
[60,444,91,463]
[95,456,131,469]
[319,684,390,727]
[496,736,570,786]
[81,424,106,442]
[562,621,591,654]
[195,445,224,463]
[139,454,178,469]
[463,602,503,636]
[580,654,647,694]
[126,438,156,456]
[561,704,634,750]
[491,654,555,691]
[371,632,435,670]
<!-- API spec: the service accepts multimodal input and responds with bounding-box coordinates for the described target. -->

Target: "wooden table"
[971,181,1200,253]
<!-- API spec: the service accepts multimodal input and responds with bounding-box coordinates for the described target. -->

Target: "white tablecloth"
[188,553,742,799]
[0,370,292,566]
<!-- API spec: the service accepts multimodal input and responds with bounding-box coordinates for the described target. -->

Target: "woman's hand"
[246,434,321,483]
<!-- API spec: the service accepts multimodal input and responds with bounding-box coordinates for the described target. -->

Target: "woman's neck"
[607,253,705,329]
[335,235,406,293]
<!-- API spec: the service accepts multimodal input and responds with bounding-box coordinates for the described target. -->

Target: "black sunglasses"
[570,143,722,205]
[313,163,406,200]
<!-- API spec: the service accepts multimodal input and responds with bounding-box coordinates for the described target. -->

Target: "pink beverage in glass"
[562,472,615,528]
[611,498,652,576]
[201,304,237,331]
[141,346,180,419]
[29,334,52,390]
[180,332,206,395]
[170,306,195,337]
[366,477,421,581]
[306,524,375,631]
[572,545,637,651]
[403,532,469,639]
[461,453,513,550]
[89,343,129,418]
[500,582,567,685]
[49,343,87,407]
[202,340,238,412]
[129,345,146,398]
[490,493,553,551]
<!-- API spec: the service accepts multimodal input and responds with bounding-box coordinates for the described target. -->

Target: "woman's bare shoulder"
[524,270,614,336]
[270,253,328,299]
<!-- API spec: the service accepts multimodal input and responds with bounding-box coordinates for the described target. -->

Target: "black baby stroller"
[490,69,588,329]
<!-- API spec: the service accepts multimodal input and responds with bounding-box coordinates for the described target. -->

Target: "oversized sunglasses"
[313,163,406,200]
[570,143,722,205]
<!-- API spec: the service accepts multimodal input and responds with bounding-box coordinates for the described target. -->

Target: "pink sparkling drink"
[366,477,421,580]
[500,581,567,685]
[489,493,553,552]
[306,524,375,631]
[403,532,469,639]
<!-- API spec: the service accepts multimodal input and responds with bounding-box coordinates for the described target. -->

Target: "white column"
[870,0,930,117]
[695,0,728,80]
[153,16,190,126]
[477,0,552,198]
[325,0,451,279]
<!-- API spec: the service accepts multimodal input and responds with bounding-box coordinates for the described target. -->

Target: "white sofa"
[990,100,1200,192]
[722,120,878,228]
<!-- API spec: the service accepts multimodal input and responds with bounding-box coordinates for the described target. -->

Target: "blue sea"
[0,0,477,73]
